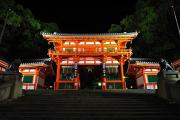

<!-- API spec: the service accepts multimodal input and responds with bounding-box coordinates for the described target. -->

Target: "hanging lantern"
[102,62,106,77]
[74,62,78,77]
[74,62,78,70]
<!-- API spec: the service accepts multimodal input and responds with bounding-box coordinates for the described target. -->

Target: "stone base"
[0,72,22,101]
[157,70,180,104]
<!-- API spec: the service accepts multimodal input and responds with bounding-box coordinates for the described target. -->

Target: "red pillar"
[120,59,126,90]
[34,68,40,90]
[102,77,107,90]
[55,58,61,90]
[77,74,80,89]
[74,77,78,90]
[142,68,147,89]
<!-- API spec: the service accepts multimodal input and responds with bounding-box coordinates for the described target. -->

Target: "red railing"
[48,49,132,56]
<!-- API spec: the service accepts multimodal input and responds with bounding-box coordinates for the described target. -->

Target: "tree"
[41,22,61,33]
[108,0,180,61]
[108,24,122,33]
[0,0,61,61]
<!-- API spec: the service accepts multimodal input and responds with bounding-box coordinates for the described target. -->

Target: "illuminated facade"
[0,59,8,74]
[42,32,138,90]
[172,59,180,72]
[19,58,54,90]
[127,58,160,89]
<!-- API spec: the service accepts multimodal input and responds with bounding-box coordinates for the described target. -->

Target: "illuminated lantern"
[102,62,106,77]
[74,62,78,77]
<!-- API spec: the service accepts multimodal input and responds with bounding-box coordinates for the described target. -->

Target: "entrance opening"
[44,76,55,89]
[79,66,102,89]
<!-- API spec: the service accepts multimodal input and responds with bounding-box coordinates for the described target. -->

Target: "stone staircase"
[0,89,180,120]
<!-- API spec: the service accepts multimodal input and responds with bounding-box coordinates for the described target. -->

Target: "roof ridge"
[20,58,51,64]
[41,32,139,36]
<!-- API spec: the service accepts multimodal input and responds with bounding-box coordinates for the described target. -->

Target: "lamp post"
[0,9,11,44]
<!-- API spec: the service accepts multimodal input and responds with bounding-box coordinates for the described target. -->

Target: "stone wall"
[0,72,22,102]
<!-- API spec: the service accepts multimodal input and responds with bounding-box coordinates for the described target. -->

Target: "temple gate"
[42,32,138,90]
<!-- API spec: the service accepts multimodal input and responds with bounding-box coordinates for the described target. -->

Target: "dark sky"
[15,0,137,33]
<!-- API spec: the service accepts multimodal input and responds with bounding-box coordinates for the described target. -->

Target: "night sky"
[15,0,137,33]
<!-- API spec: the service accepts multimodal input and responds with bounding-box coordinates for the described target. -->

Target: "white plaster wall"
[38,76,43,86]
[136,76,144,88]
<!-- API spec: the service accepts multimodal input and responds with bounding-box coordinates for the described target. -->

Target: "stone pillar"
[3,72,23,100]
[157,71,180,103]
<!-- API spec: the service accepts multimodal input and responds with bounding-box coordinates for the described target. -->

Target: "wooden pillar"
[120,59,126,89]
[142,68,147,89]
[19,68,23,73]
[102,77,107,90]
[42,70,46,89]
[55,58,61,90]
[75,73,80,89]
[34,68,40,90]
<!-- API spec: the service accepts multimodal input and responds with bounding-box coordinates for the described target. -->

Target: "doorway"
[79,66,102,89]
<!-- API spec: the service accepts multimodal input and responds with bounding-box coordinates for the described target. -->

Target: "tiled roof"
[129,58,159,64]
[41,32,139,36]
[172,59,180,67]
[0,59,8,68]
[20,58,51,65]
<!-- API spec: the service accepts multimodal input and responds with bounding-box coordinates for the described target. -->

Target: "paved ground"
[0,89,180,120]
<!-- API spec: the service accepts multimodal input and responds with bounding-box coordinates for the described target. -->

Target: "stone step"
[3,113,180,120]
[0,90,180,120]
